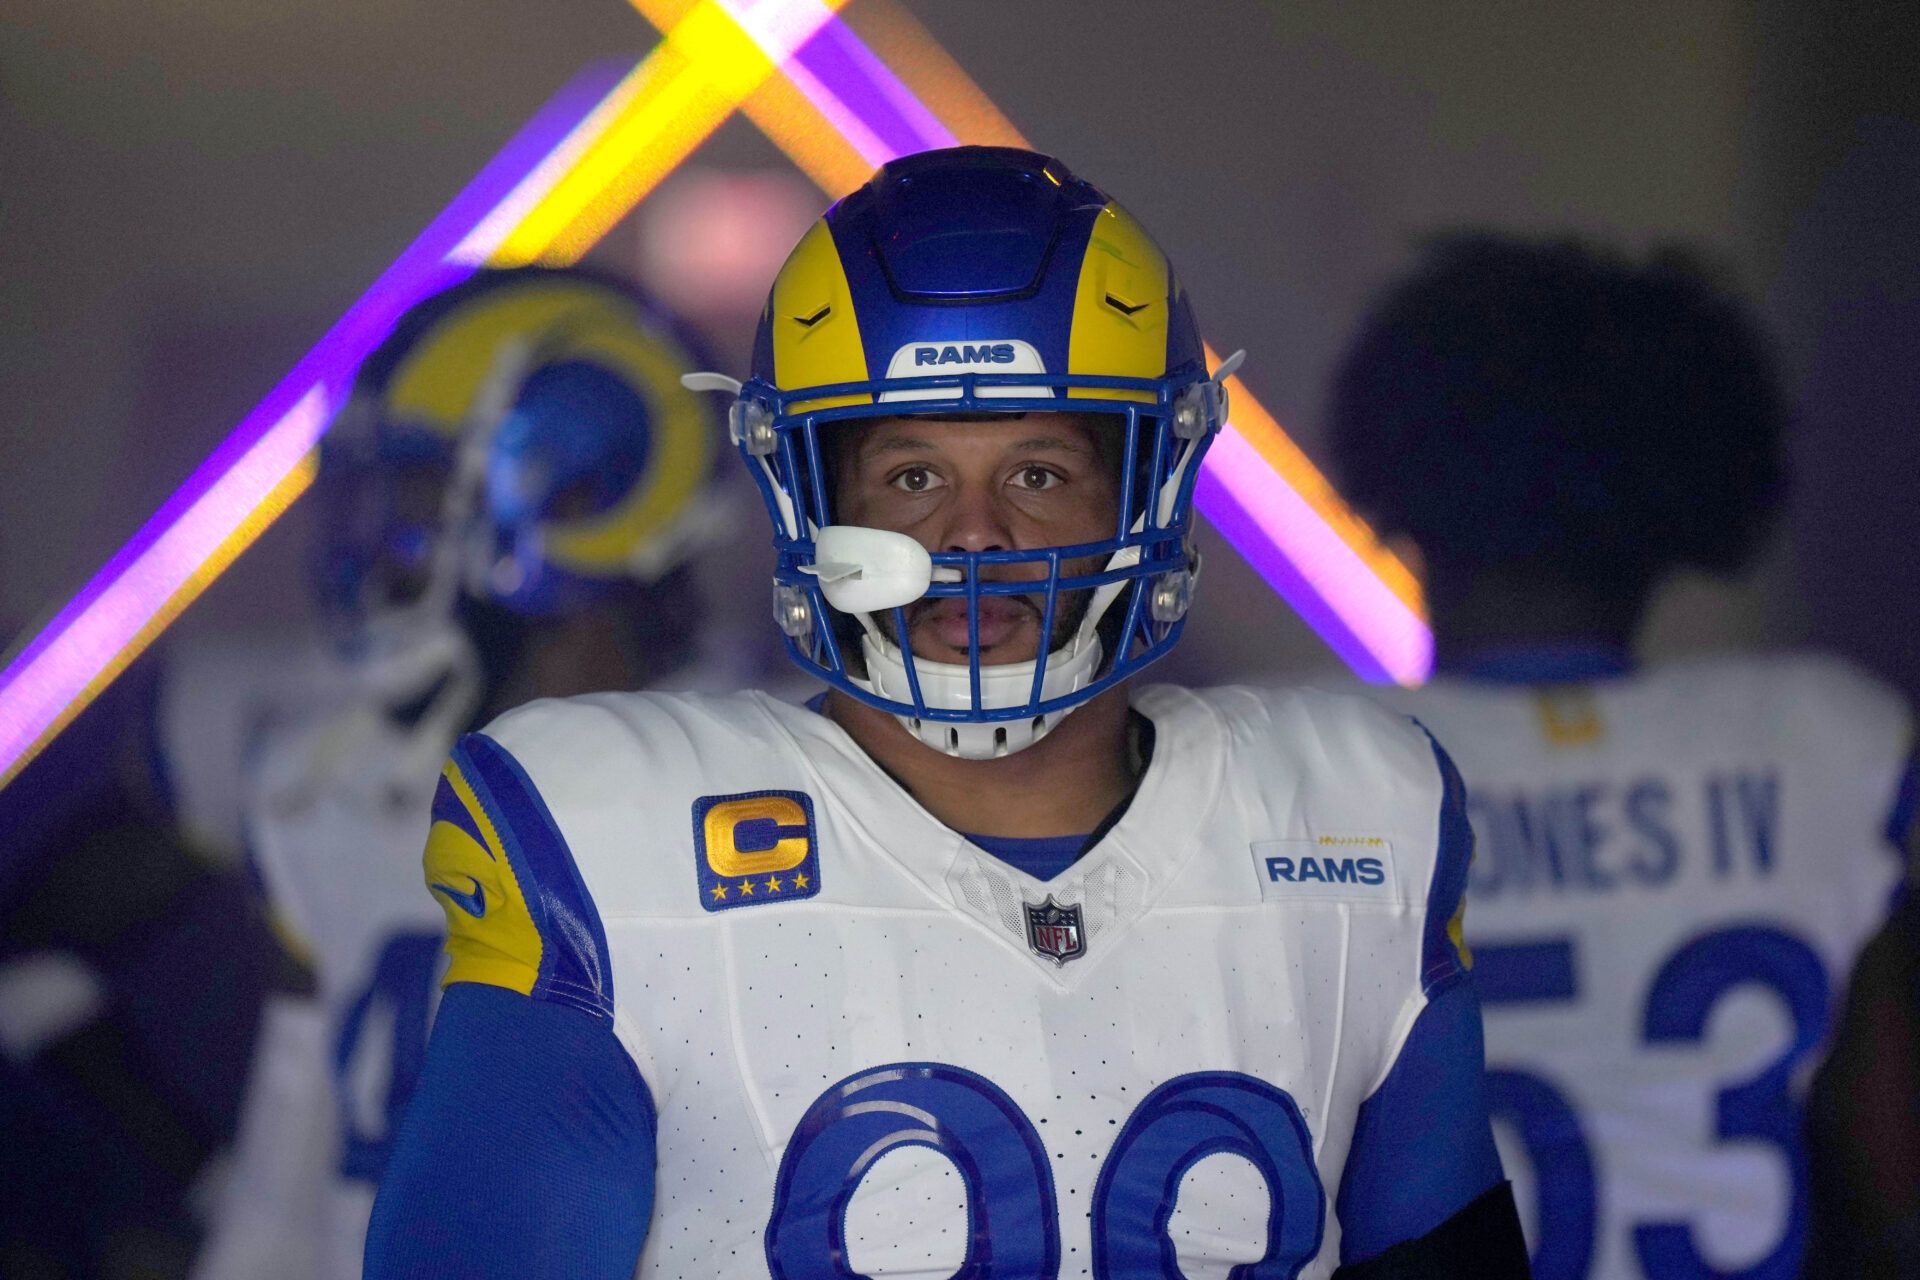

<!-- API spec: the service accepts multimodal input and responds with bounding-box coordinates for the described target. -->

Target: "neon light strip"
[1206,351,1428,680]
[770,10,956,163]
[2,0,1421,791]
[0,62,632,787]
[488,0,847,267]
[1197,429,1429,683]
[666,3,1431,681]
[0,2,869,789]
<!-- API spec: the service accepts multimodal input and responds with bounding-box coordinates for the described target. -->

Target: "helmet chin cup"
[799,526,962,615]
[857,631,1105,760]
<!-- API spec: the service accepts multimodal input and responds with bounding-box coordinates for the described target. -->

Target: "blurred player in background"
[190,266,731,1280]
[1805,769,1920,1265]
[1330,234,1916,1280]
[0,650,287,1280]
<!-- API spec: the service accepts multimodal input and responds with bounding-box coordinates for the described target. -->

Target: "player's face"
[837,413,1121,667]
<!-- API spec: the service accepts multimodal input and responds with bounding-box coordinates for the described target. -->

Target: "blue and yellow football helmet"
[703,147,1235,758]
[316,267,724,643]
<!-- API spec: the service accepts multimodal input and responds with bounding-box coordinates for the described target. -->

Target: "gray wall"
[3,1,1915,696]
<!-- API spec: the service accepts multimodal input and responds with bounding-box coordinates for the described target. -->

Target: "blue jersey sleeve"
[364,982,656,1280]
[1333,980,1506,1264]
[1333,731,1506,1265]
[423,732,616,1016]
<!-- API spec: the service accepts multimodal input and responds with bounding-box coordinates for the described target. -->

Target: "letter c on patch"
[704,795,811,877]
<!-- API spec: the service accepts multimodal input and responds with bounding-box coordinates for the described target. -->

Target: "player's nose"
[935,476,1014,555]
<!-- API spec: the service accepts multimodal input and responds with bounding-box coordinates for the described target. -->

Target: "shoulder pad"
[1190,684,1471,995]
[423,730,613,1021]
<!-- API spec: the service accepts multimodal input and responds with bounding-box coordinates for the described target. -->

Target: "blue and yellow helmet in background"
[719,146,1235,757]
[316,267,724,632]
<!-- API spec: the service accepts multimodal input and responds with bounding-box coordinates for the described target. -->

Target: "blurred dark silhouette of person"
[0,645,289,1280]
[1328,233,1916,1280]
[1803,778,1920,1275]
[187,266,739,1280]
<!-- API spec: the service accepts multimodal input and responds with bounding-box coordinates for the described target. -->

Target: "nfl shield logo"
[1024,895,1086,966]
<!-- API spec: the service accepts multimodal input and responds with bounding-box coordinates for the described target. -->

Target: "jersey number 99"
[766,1064,1325,1279]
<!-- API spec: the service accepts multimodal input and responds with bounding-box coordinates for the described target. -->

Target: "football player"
[366,147,1529,1278]
[191,266,731,1280]
[1329,234,1917,1279]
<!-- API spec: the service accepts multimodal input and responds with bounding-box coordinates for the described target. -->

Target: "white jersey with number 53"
[1372,652,1914,1280]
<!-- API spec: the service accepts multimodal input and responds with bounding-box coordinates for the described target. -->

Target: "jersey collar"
[761,684,1228,984]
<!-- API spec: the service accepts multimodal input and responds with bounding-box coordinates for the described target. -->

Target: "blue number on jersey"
[334,930,443,1183]
[766,1063,1058,1279]
[1092,1073,1324,1279]
[1478,924,1830,1280]
[1635,926,1828,1280]
[1476,939,1597,1280]
[768,1064,1324,1279]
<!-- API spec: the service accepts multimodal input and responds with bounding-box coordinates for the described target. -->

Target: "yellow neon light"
[738,68,875,194]
[494,0,853,268]
[622,0,872,195]
[855,0,1029,149]
[2,450,318,791]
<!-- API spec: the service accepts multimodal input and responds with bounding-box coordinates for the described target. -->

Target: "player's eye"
[1011,465,1063,492]
[888,465,944,494]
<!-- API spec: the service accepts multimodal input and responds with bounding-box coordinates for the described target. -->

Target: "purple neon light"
[791,17,956,158]
[1199,427,1430,682]
[4,5,1427,791]
[0,59,635,775]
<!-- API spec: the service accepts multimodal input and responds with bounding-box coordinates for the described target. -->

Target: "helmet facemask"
[717,361,1231,758]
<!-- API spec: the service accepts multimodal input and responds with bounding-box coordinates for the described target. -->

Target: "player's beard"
[879,563,1101,667]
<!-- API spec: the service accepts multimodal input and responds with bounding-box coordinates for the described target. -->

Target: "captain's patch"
[694,791,822,912]
[1252,837,1401,904]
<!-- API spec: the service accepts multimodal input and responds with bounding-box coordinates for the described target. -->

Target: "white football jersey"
[426,683,1496,1277]
[193,698,450,1280]
[1369,653,1914,1280]
[194,655,813,1280]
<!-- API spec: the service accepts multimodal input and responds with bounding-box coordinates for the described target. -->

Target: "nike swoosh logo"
[793,304,831,328]
[430,875,486,918]
[1105,294,1150,316]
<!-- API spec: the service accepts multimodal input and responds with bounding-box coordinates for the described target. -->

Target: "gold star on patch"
[710,884,728,901]
[792,871,810,889]
[765,875,784,893]
[737,879,755,896]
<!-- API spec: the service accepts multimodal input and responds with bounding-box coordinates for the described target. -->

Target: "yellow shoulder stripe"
[423,758,544,995]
